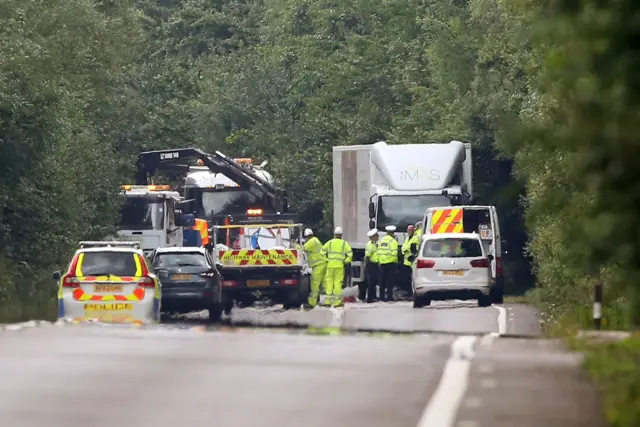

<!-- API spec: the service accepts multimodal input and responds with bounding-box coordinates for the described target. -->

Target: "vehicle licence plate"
[247,279,269,288]
[442,270,465,276]
[94,285,123,292]
[171,274,192,281]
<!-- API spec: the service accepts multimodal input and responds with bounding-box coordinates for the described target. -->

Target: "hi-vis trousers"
[323,265,345,306]
[307,262,327,307]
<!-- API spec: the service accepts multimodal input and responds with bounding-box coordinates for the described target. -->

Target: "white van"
[420,205,504,303]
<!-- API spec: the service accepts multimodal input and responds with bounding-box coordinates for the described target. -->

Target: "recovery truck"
[332,140,473,289]
[134,148,289,223]
[117,185,183,258]
[134,148,301,307]
[212,222,310,310]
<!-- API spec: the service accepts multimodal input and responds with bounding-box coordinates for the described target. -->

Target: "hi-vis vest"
[194,219,210,245]
[303,236,325,267]
[402,234,420,266]
[322,238,353,268]
[441,242,463,256]
[365,240,379,264]
[378,235,398,264]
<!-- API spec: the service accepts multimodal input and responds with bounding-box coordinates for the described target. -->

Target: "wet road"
[0,301,607,427]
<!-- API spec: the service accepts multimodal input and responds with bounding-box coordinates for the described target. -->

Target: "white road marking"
[478,364,494,374]
[479,334,495,347]
[416,335,478,427]
[480,378,497,388]
[494,305,507,335]
[457,421,480,427]
[463,397,482,408]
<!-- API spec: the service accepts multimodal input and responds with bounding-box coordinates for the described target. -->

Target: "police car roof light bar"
[79,241,141,249]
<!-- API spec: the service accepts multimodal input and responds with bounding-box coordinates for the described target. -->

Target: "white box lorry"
[332,140,473,288]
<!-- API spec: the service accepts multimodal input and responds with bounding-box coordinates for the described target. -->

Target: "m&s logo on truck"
[399,168,440,181]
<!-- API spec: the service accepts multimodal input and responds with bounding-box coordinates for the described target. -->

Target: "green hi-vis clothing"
[304,236,326,307]
[402,234,420,266]
[365,240,379,264]
[378,235,398,265]
[415,228,423,240]
[304,237,325,267]
[321,238,353,307]
[441,242,464,256]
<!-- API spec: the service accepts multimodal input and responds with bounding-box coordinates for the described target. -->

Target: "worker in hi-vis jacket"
[321,227,353,307]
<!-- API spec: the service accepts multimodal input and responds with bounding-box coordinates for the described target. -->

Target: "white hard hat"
[334,226,343,234]
[385,225,396,232]
[367,229,378,237]
[304,228,313,237]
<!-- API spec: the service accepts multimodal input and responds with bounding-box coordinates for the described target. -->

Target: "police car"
[53,241,161,323]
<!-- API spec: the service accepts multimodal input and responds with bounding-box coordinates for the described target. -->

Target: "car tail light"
[222,280,237,287]
[62,255,81,287]
[281,278,298,286]
[416,259,435,269]
[62,276,80,287]
[470,258,490,268]
[496,257,503,274]
[138,276,156,287]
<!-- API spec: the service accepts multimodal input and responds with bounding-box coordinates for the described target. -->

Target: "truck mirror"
[368,202,375,219]
[175,210,183,226]
[52,270,61,281]
[368,219,375,230]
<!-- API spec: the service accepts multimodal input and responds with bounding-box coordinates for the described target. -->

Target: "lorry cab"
[117,185,184,258]
[421,205,504,303]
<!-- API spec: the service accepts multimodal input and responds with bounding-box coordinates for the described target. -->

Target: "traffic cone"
[276,227,283,246]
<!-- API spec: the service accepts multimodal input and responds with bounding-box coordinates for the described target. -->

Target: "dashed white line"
[416,335,478,427]
[494,305,507,335]
[480,378,497,388]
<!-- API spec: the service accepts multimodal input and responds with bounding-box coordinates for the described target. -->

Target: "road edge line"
[416,335,478,427]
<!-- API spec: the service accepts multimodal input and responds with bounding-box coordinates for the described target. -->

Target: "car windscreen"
[422,238,483,258]
[152,253,209,269]
[78,252,139,276]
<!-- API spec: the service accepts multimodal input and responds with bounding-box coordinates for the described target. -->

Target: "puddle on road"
[1,316,421,339]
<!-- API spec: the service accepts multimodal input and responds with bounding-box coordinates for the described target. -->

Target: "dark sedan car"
[150,247,228,321]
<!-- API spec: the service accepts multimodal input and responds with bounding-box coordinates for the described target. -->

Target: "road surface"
[0,301,607,427]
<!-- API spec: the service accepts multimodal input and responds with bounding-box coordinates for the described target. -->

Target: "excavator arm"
[135,148,289,213]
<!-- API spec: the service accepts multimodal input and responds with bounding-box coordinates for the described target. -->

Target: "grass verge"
[571,335,640,427]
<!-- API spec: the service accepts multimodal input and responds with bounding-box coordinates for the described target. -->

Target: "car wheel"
[413,296,430,308]
[223,299,233,315]
[478,295,492,307]
[208,304,223,322]
[490,281,504,304]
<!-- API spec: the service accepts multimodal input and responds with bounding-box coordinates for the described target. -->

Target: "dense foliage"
[1,0,638,327]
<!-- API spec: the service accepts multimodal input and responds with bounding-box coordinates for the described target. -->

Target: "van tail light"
[281,278,298,286]
[62,276,80,288]
[470,258,490,268]
[416,259,435,269]
[496,257,503,274]
[222,280,237,287]
[138,276,156,287]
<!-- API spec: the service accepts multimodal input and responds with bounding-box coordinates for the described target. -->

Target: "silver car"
[53,241,161,324]
[412,233,494,308]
